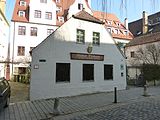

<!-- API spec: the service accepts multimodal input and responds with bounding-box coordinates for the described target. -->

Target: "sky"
[5,0,160,23]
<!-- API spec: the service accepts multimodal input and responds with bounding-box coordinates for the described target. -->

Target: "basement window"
[56,63,70,83]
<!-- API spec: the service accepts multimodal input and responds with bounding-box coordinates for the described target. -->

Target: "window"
[18,26,26,35]
[47,29,54,36]
[56,63,70,82]
[30,27,37,36]
[104,65,113,80]
[77,29,85,43]
[34,10,41,18]
[107,28,111,33]
[115,29,119,34]
[18,46,25,56]
[40,0,47,3]
[78,3,83,10]
[56,6,62,13]
[83,64,94,81]
[124,30,128,36]
[93,32,100,45]
[18,11,25,17]
[58,16,64,22]
[107,21,112,25]
[20,1,26,6]
[131,51,135,58]
[45,12,52,20]
[18,67,26,74]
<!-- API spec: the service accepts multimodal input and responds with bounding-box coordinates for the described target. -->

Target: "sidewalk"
[0,86,160,120]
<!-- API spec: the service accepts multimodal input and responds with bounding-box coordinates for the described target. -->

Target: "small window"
[40,0,47,3]
[77,29,85,44]
[107,28,111,33]
[83,64,94,81]
[58,16,64,22]
[18,67,26,74]
[47,29,54,36]
[18,46,25,56]
[45,12,52,20]
[78,3,83,10]
[56,6,62,13]
[104,65,113,80]
[124,30,128,36]
[20,1,26,6]
[93,32,100,45]
[115,29,119,34]
[56,63,70,82]
[131,51,135,58]
[18,26,26,35]
[107,21,112,25]
[34,10,41,18]
[18,11,25,17]
[30,27,37,36]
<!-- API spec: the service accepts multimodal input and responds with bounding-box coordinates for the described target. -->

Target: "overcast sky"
[6,0,160,23]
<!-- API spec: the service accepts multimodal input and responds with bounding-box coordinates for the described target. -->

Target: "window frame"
[17,46,25,56]
[18,26,26,35]
[104,64,113,80]
[93,32,100,45]
[56,63,70,83]
[34,10,41,18]
[76,29,85,44]
[30,27,38,36]
[83,64,94,81]
[18,11,25,17]
[45,12,52,20]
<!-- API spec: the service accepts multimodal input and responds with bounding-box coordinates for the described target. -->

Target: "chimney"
[124,18,128,29]
[142,11,148,34]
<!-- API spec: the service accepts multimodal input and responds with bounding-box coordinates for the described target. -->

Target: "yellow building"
[0,0,10,79]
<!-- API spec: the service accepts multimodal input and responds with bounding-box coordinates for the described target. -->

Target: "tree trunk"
[154,80,156,86]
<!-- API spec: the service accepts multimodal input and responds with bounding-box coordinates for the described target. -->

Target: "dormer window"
[107,20,112,25]
[20,1,26,6]
[18,11,25,17]
[58,16,64,22]
[124,30,128,36]
[56,6,62,13]
[78,3,83,10]
[107,28,111,33]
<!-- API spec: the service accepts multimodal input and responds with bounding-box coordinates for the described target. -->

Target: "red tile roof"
[93,11,133,40]
[73,10,104,24]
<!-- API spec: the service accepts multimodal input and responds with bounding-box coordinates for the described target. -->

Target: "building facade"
[10,0,92,80]
[0,0,10,79]
[30,11,127,100]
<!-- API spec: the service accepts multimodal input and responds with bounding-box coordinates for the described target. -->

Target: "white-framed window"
[78,3,83,10]
[40,0,47,3]
[56,6,62,13]
[93,32,100,45]
[20,0,26,6]
[58,16,64,22]
[34,10,41,18]
[18,11,25,17]
[45,12,52,20]
[77,29,85,44]
[30,27,38,36]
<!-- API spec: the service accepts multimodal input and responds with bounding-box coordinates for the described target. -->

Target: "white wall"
[67,0,92,19]
[29,0,56,25]
[30,17,127,100]
[9,21,58,74]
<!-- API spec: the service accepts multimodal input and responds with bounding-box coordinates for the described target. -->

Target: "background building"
[0,0,10,79]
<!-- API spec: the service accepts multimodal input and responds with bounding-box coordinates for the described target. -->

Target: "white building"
[0,0,10,79]
[10,0,92,80]
[30,10,127,100]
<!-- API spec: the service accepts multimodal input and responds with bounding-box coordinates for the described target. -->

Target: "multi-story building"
[0,0,10,79]
[10,0,132,81]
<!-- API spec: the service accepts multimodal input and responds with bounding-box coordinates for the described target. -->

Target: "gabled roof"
[73,10,104,24]
[126,32,160,47]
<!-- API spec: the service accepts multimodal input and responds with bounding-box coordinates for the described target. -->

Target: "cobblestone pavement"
[9,81,29,103]
[55,96,160,120]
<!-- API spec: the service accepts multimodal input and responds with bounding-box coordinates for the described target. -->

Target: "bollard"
[143,84,149,97]
[53,98,60,115]
[114,87,117,103]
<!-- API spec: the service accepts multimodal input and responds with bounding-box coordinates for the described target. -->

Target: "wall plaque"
[70,53,104,61]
